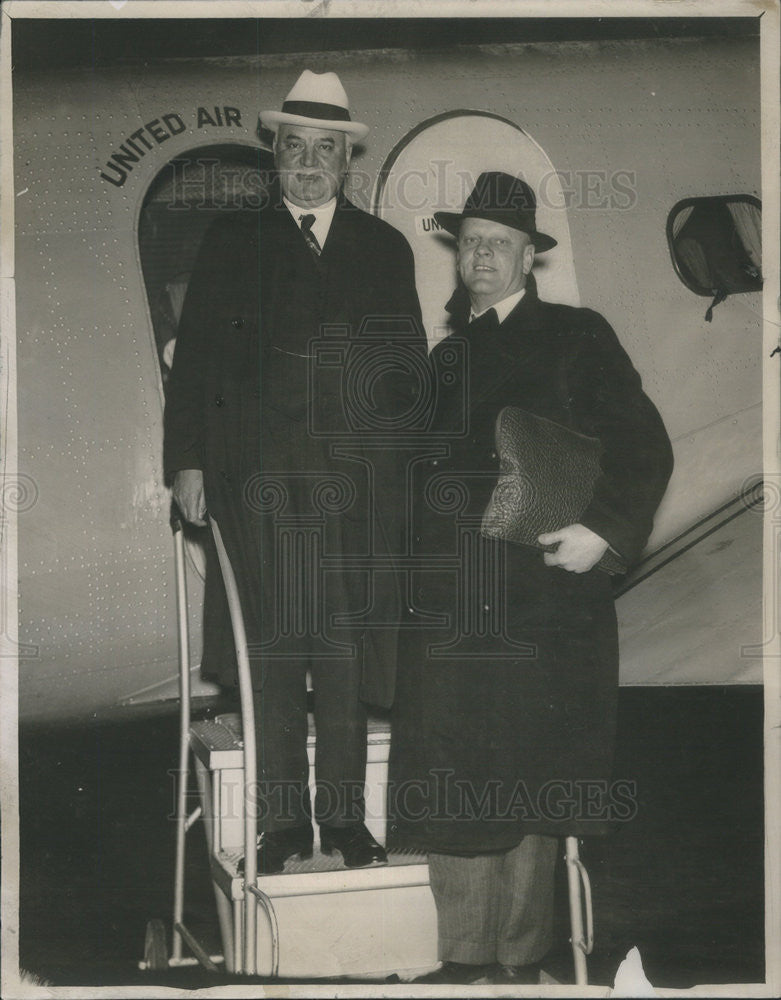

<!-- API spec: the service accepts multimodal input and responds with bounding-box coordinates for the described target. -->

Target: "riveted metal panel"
[13,35,762,713]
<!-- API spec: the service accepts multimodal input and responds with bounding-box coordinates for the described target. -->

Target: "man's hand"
[538,524,609,574]
[173,469,207,527]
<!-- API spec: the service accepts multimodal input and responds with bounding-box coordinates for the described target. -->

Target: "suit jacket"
[387,276,674,850]
[164,188,424,706]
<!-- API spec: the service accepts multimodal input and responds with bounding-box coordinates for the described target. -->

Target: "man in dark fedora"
[165,70,423,873]
[387,171,673,983]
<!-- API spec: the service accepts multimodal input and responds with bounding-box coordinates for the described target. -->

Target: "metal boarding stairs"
[141,513,593,982]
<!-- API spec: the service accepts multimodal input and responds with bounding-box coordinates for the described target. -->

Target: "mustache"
[277,167,345,180]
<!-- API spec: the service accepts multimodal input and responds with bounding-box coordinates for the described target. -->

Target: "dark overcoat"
[163,188,423,707]
[387,277,673,852]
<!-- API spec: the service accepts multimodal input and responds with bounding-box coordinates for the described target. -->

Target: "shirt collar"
[470,288,526,326]
[283,196,337,248]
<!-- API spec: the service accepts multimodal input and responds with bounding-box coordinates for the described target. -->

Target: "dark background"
[12,16,760,71]
[19,686,764,988]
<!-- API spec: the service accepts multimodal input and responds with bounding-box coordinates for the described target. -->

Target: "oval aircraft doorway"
[138,144,273,585]
[139,143,273,384]
[372,110,580,349]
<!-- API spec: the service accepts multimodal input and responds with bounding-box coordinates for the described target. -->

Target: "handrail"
[248,885,281,977]
[209,516,258,976]
[615,485,761,599]
[565,836,592,986]
[573,856,594,955]
[171,510,190,964]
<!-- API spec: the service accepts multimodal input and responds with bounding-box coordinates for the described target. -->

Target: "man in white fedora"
[165,70,424,873]
[261,69,369,209]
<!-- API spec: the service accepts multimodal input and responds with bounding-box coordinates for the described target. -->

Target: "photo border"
[1,2,778,996]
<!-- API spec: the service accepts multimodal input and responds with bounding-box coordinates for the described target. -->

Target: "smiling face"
[275,124,351,208]
[456,217,535,314]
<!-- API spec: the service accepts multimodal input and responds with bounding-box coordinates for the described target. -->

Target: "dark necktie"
[468,307,499,334]
[299,213,322,257]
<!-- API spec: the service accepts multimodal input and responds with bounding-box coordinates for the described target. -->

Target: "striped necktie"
[299,213,322,257]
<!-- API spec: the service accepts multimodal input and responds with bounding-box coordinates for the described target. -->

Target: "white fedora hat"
[260,70,369,141]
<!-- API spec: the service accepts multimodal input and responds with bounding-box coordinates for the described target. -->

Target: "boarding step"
[190,712,390,847]
[211,844,430,899]
[190,713,438,977]
[215,847,437,978]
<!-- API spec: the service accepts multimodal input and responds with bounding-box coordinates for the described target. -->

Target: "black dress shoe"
[413,961,495,985]
[492,962,541,985]
[238,824,313,876]
[319,822,387,868]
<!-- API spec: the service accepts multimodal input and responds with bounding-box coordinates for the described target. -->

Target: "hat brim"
[434,210,557,252]
[260,110,369,142]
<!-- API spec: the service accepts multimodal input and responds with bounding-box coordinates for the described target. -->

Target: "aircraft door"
[372,111,580,349]
[138,145,271,584]
[139,144,272,387]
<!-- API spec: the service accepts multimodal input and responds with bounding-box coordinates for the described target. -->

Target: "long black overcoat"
[164,189,423,707]
[387,278,673,852]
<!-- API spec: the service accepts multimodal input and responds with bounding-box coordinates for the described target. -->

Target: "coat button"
[220,470,231,483]
[215,394,225,407]
[431,459,439,467]
[231,317,244,330]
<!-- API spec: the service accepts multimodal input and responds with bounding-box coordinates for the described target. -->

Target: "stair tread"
[218,844,427,879]
[191,712,390,754]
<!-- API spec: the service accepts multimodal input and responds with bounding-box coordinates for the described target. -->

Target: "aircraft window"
[139,144,274,385]
[667,195,762,321]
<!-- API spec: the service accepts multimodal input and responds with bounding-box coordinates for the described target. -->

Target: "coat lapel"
[462,280,555,412]
[317,196,363,321]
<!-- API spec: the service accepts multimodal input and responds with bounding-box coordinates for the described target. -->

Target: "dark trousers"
[428,835,558,966]
[253,659,368,831]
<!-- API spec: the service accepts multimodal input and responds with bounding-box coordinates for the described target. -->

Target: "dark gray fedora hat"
[435,171,557,252]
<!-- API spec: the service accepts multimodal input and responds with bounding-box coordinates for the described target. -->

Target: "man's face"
[456,217,535,313]
[275,124,350,207]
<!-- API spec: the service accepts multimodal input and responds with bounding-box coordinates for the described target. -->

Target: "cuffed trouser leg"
[427,852,501,964]
[495,834,557,966]
[253,670,310,832]
[252,657,368,831]
[428,835,558,966]
[310,658,368,827]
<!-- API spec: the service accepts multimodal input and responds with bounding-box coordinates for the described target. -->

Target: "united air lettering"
[99,107,243,187]
[414,215,443,236]
[196,106,241,128]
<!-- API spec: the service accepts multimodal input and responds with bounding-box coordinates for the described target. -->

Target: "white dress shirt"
[283,196,337,250]
[469,288,526,325]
